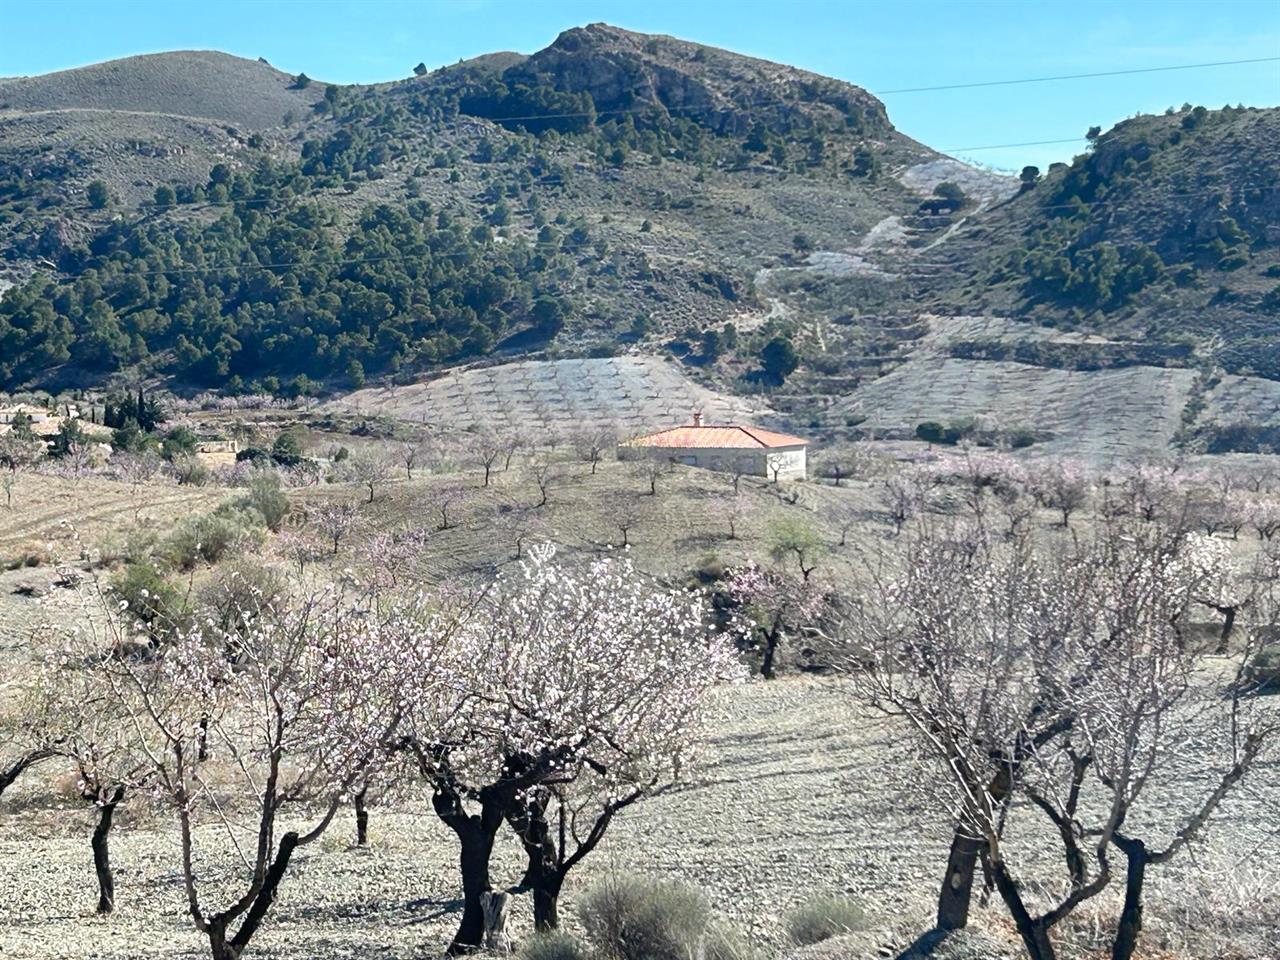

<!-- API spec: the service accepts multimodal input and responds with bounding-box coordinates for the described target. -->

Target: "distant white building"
[620,413,808,480]
[0,403,51,424]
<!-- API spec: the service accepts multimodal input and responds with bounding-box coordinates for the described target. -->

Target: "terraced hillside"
[327,355,772,435]
[0,24,1275,459]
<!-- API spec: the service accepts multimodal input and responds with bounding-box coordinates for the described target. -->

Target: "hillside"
[0,51,323,128]
[918,107,1280,374]
[0,25,1275,458]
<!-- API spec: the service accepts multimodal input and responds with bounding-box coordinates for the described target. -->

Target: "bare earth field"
[326,356,776,436]
[1,678,1276,959]
[1,447,1278,959]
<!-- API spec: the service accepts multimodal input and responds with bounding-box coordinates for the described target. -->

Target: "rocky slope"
[0,25,1275,457]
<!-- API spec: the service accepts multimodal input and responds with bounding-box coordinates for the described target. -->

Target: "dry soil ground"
[1,455,1278,959]
[0,680,1275,960]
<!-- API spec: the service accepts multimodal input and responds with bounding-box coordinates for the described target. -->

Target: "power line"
[366,56,1279,128]
[873,56,1280,94]
[941,137,1088,153]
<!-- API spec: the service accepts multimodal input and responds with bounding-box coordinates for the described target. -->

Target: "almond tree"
[878,469,927,536]
[726,561,826,679]
[1028,458,1092,527]
[709,492,749,540]
[468,431,507,487]
[309,500,362,554]
[342,446,394,503]
[635,456,670,496]
[842,521,1111,950]
[433,480,468,530]
[71,583,421,960]
[612,495,651,548]
[1247,497,1280,541]
[572,426,616,475]
[400,546,739,952]
[112,450,163,520]
[529,457,558,508]
[400,436,427,479]
[42,636,147,914]
[841,516,1278,960]
[0,433,44,508]
[1056,535,1279,960]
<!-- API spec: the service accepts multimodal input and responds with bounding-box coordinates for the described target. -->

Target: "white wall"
[624,444,806,479]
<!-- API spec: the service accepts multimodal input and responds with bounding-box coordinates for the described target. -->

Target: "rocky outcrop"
[502,23,892,138]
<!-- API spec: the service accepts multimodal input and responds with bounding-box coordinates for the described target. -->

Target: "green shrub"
[110,560,189,641]
[171,454,211,486]
[237,470,290,532]
[579,875,710,960]
[519,931,594,960]
[197,559,286,640]
[783,894,869,945]
[915,421,947,445]
[1246,643,1280,687]
[163,510,262,570]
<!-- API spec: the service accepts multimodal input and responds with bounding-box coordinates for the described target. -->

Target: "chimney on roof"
[692,410,703,427]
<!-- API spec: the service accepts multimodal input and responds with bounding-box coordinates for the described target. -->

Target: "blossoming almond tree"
[842,516,1278,960]
[401,546,741,952]
[72,582,434,960]
[725,561,826,678]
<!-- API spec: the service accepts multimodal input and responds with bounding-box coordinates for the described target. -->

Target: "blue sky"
[2,0,1277,171]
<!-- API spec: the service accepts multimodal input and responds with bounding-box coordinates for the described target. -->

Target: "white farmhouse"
[620,412,808,480]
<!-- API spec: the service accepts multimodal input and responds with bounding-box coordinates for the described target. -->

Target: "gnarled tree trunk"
[433,784,507,955]
[91,786,126,914]
[1111,836,1148,960]
[936,831,983,930]
[989,857,1057,960]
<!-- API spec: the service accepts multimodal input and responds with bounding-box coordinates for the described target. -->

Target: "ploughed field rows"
[1205,374,1280,429]
[325,356,773,437]
[1,680,1274,959]
[840,358,1197,462]
[0,475,223,648]
[914,314,1120,350]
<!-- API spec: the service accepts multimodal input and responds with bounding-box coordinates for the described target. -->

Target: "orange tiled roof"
[623,424,808,450]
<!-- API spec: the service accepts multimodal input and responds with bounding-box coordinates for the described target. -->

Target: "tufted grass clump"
[783,894,869,945]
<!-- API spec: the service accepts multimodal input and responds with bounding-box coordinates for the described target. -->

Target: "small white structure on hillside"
[620,412,808,480]
[0,403,51,424]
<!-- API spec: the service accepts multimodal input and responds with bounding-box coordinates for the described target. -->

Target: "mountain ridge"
[0,25,1275,457]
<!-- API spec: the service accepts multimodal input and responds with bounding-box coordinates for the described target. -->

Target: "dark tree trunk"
[937,831,983,930]
[989,858,1057,960]
[92,787,125,914]
[1214,604,1237,655]
[1111,837,1148,960]
[533,880,562,931]
[223,831,300,959]
[354,788,369,847]
[451,819,496,953]
[432,784,504,955]
[760,622,783,679]
[508,795,565,931]
[206,924,238,960]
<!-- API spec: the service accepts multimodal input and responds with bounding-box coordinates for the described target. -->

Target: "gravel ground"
[2,679,1276,960]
